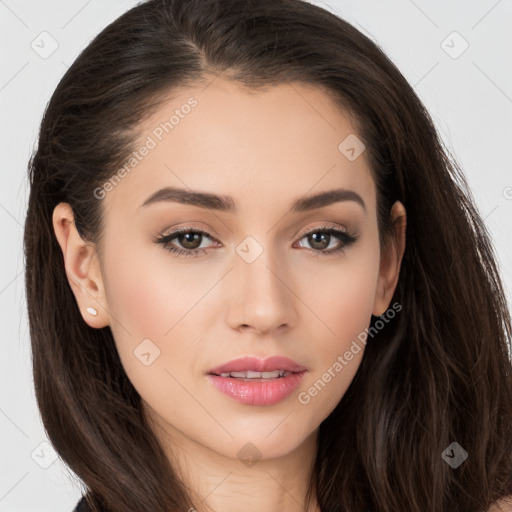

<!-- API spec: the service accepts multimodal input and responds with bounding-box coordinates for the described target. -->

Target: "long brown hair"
[24,0,512,510]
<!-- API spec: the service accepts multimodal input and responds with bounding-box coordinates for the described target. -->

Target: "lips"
[208,356,307,376]
[207,356,308,406]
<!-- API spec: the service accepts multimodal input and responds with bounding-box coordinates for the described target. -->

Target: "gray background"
[1,1,511,510]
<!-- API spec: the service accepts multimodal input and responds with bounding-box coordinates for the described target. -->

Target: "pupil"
[180,233,201,249]
[310,233,328,250]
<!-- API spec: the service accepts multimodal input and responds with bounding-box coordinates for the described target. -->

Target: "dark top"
[72,496,89,511]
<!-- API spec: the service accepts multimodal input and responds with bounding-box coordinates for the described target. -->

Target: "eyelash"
[154,225,358,258]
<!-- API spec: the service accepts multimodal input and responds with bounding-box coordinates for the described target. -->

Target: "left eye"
[155,226,357,258]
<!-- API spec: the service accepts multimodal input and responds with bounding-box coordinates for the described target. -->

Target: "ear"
[52,202,109,328]
[372,200,406,316]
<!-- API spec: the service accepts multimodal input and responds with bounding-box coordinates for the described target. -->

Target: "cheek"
[298,239,380,407]
[103,243,210,336]
[307,241,380,348]
[101,247,212,410]
[101,240,227,389]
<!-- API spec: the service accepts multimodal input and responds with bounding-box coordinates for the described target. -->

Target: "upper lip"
[208,356,307,375]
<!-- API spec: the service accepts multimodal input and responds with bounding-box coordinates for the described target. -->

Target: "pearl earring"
[86,307,98,316]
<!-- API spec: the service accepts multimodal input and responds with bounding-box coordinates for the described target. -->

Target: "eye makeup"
[153,224,359,259]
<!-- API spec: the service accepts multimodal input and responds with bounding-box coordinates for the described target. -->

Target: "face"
[56,77,405,466]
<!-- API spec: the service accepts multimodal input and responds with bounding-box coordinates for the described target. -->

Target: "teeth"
[218,370,289,379]
[261,371,285,378]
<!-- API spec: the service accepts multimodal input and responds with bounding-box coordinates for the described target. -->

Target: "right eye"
[154,227,219,258]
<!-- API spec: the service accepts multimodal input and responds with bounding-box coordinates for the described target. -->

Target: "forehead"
[103,77,375,217]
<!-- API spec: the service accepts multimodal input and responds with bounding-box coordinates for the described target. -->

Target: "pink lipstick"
[207,356,307,406]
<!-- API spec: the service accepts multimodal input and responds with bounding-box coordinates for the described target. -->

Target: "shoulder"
[488,496,512,512]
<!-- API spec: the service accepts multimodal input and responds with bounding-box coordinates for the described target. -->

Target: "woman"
[24,0,512,511]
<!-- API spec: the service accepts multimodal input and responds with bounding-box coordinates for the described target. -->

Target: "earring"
[86,306,98,316]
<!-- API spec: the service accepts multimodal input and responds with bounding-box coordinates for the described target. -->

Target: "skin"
[53,76,407,512]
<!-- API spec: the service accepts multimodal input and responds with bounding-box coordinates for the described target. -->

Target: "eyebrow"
[139,186,366,214]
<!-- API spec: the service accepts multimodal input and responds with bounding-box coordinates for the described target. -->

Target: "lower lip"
[207,371,307,406]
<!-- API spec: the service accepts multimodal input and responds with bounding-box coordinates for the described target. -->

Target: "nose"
[225,242,299,335]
